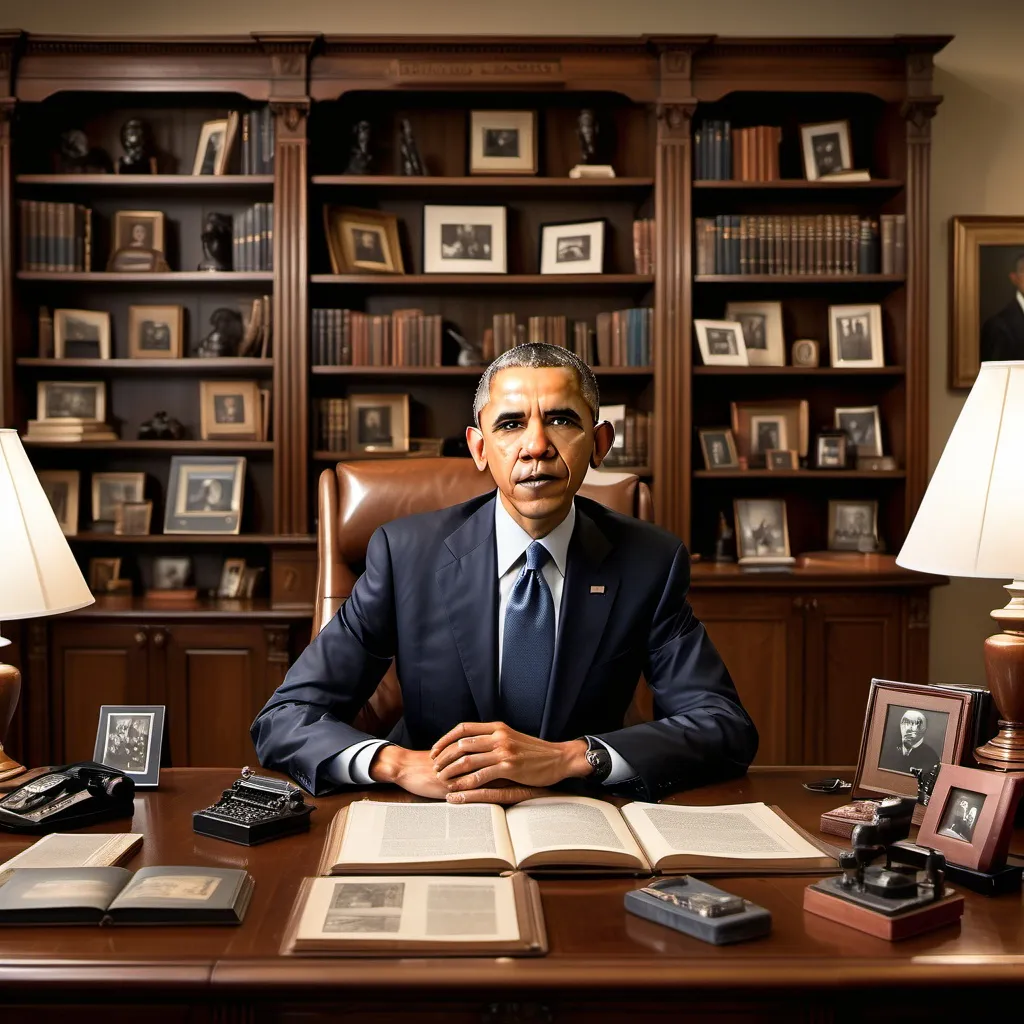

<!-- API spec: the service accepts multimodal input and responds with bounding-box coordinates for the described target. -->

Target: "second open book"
[318,796,838,877]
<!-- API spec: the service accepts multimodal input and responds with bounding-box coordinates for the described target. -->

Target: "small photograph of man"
[979,251,1024,362]
[483,127,520,158]
[877,705,946,777]
[938,787,986,844]
[352,228,386,265]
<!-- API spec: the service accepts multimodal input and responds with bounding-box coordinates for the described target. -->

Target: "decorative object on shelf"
[834,405,883,457]
[240,566,265,599]
[195,307,244,358]
[799,119,852,181]
[116,117,156,174]
[128,305,184,359]
[398,117,427,176]
[138,410,184,441]
[469,110,537,175]
[949,216,1024,388]
[725,301,785,367]
[451,328,486,367]
[53,309,111,360]
[323,206,404,275]
[766,449,799,471]
[199,380,262,441]
[93,705,166,789]
[217,558,247,598]
[791,338,821,368]
[114,500,153,536]
[897,362,1024,769]
[198,212,233,271]
[348,393,411,454]
[27,381,116,443]
[814,431,849,469]
[731,399,809,466]
[342,120,373,175]
[712,510,736,563]
[88,557,121,593]
[828,500,880,553]
[694,319,748,366]
[423,204,507,274]
[107,247,170,273]
[569,108,615,179]
[829,304,884,367]
[698,427,739,470]
[857,454,897,472]
[163,455,246,535]
[192,114,239,176]
[91,472,145,526]
[56,129,112,174]
[37,469,80,537]
[112,209,165,257]
[539,219,605,275]
[239,296,272,358]
[733,498,794,568]
[152,556,193,591]
[749,415,788,459]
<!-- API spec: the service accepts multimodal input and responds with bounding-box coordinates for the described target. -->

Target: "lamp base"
[0,662,26,782]
[975,586,1024,770]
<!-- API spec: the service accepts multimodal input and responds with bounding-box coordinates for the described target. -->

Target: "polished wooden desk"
[0,767,1021,1023]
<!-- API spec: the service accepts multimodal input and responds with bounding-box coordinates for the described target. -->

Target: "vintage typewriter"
[193,767,314,846]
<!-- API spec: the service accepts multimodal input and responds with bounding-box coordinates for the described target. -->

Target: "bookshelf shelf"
[310,274,654,288]
[692,470,906,480]
[68,532,315,545]
[692,366,905,377]
[310,364,652,377]
[18,358,274,373]
[23,440,275,453]
[17,271,274,284]
[692,178,904,191]
[694,274,905,284]
[16,174,275,190]
[312,175,654,193]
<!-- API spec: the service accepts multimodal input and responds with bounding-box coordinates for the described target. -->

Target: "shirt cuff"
[328,739,390,786]
[586,736,637,786]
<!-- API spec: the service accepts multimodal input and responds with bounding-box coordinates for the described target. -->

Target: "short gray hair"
[472,344,600,427]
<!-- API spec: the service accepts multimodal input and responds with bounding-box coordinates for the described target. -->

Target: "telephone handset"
[0,762,135,833]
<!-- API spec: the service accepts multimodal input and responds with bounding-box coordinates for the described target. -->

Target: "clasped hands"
[369,721,590,805]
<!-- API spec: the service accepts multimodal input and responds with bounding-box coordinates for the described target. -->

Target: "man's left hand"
[446,783,553,806]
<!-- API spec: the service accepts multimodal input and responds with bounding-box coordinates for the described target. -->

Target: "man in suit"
[880,709,940,777]
[980,253,1024,361]
[252,344,758,804]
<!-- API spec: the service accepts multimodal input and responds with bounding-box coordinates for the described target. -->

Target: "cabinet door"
[49,623,151,764]
[688,592,803,765]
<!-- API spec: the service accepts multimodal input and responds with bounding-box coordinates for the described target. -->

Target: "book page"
[334,801,516,870]
[621,802,825,866]
[294,875,520,943]
[505,796,649,870]
[0,833,143,878]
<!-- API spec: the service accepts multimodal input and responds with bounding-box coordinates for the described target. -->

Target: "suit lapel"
[435,495,499,722]
[541,505,618,739]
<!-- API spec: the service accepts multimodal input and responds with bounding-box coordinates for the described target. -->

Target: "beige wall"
[6,0,1020,684]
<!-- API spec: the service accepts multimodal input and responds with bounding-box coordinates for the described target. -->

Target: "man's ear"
[590,419,615,468]
[466,424,488,471]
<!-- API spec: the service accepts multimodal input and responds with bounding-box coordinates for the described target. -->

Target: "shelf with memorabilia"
[310,364,653,377]
[17,173,275,191]
[18,357,274,374]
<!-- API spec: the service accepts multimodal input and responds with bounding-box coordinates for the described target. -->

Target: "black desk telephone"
[0,762,135,833]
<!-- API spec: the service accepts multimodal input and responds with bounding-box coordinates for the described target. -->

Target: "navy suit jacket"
[980,298,1024,362]
[251,492,758,799]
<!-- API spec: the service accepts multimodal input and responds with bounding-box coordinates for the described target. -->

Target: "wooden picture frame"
[423,204,507,274]
[53,309,111,360]
[217,557,248,598]
[163,456,245,535]
[37,469,80,536]
[469,110,537,175]
[828,499,878,552]
[91,471,145,524]
[37,380,106,422]
[112,210,165,256]
[815,432,848,469]
[799,119,853,180]
[725,301,785,367]
[88,556,121,593]
[733,498,791,563]
[114,499,153,536]
[199,380,262,441]
[916,765,1024,872]
[93,704,165,788]
[323,206,404,275]
[192,115,238,176]
[791,338,820,367]
[128,305,184,359]
[348,393,410,453]
[731,399,809,461]
[949,216,1024,388]
[828,304,884,367]
[539,219,605,275]
[698,428,739,470]
[694,319,748,366]
[765,449,798,471]
[834,405,883,457]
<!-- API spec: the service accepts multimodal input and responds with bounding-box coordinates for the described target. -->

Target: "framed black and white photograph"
[828,499,879,553]
[423,205,507,274]
[53,309,111,360]
[112,210,166,256]
[128,305,184,359]
[829,304,884,367]
[539,219,605,275]
[791,338,820,367]
[91,471,145,524]
[199,380,261,441]
[694,319,748,366]
[93,705,165,788]
[348,393,410,454]
[749,414,788,455]
[834,405,883,457]
[815,432,848,469]
[37,380,105,422]
[163,456,246,535]
[323,207,404,275]
[469,110,537,175]
[37,469,79,536]
[725,301,785,366]
[217,557,247,598]
[698,428,740,470]
[799,120,852,180]
[733,498,791,562]
[192,115,237,176]
[766,449,799,471]
[152,556,192,590]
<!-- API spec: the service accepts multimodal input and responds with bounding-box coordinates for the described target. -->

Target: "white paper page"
[0,833,143,874]
[620,802,823,864]
[295,875,520,943]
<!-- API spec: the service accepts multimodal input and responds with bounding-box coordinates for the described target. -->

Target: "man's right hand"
[368,746,449,799]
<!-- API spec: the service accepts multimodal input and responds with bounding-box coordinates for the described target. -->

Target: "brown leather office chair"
[314,457,654,737]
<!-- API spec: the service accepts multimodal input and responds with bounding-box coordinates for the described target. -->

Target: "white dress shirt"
[1017,291,1024,317]
[329,497,637,786]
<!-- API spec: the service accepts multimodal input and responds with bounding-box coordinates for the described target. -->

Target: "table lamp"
[0,429,94,780]
[896,360,1024,768]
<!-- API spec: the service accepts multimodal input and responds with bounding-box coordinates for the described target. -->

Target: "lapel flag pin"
[590,585,606,594]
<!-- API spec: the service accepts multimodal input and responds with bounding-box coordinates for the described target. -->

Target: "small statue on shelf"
[56,129,112,174]
[569,109,615,179]
[398,118,427,176]
[449,327,485,367]
[343,120,373,175]
[198,212,233,272]
[712,510,736,563]
[195,307,244,358]
[117,118,156,174]
[138,411,185,441]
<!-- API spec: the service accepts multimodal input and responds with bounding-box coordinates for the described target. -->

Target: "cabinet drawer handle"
[793,597,804,610]
[134,631,147,647]
[152,631,166,649]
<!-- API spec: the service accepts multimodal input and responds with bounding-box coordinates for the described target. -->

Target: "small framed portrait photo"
[829,304,884,367]
[199,380,262,441]
[152,556,192,590]
[112,210,166,256]
[791,338,820,367]
[53,309,111,360]
[217,557,248,598]
[724,301,785,367]
[799,120,852,181]
[749,414,788,457]
[349,393,410,454]
[93,705,165,788]
[815,431,848,469]
[733,498,791,563]
[91,471,145,524]
[37,469,80,536]
[698,427,740,470]
[917,766,1024,872]
[128,305,184,359]
[469,110,537,175]
[163,456,246,535]
[324,206,404,275]
[539,219,605,275]
[854,678,974,804]
[828,499,879,552]
[37,380,105,422]
[765,449,799,471]
[834,405,883,457]
[694,319,748,366]
[192,114,238,176]
[114,499,153,536]
[88,556,121,593]
[424,205,507,274]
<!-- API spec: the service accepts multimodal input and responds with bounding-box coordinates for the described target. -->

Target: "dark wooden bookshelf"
[692,178,904,191]
[22,440,275,452]
[692,366,905,376]
[17,271,274,284]
[693,274,906,284]
[70,595,314,620]
[310,365,652,377]
[309,274,655,288]
[312,175,654,192]
[17,174,275,190]
[18,358,274,373]
[692,470,907,480]
[68,533,315,545]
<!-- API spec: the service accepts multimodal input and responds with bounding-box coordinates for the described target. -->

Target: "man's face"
[900,711,926,746]
[1011,268,1024,296]
[467,366,613,537]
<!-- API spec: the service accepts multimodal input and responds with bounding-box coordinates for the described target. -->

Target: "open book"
[318,796,838,877]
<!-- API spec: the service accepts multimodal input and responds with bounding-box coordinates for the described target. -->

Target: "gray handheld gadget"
[624,876,772,945]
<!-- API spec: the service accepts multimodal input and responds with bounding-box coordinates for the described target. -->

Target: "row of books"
[694,214,904,276]
[239,107,276,176]
[24,418,116,443]
[311,308,443,367]
[315,397,351,452]
[694,121,781,182]
[233,203,274,273]
[632,218,655,274]
[600,404,651,468]
[19,201,92,272]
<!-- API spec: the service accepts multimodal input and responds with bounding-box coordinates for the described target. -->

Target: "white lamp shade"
[897,361,1024,580]
[0,429,94,620]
